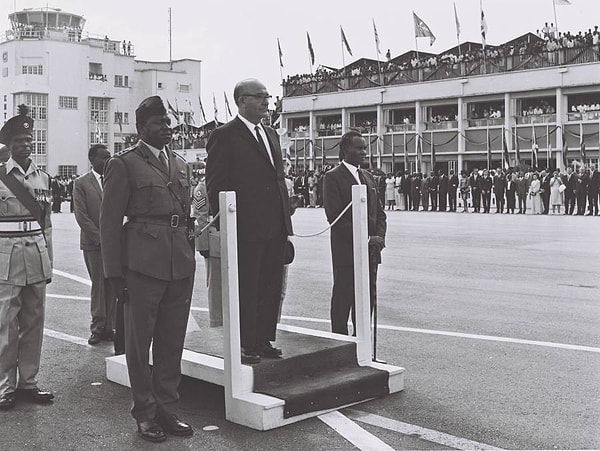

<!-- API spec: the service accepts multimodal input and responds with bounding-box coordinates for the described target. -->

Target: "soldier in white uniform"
[0,106,54,410]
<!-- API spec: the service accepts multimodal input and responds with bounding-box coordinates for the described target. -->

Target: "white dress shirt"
[237,114,274,166]
[342,160,363,185]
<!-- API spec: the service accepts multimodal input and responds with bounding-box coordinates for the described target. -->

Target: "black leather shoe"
[156,413,193,437]
[241,348,260,364]
[137,420,167,443]
[15,388,54,404]
[258,342,282,358]
[0,393,16,410]
[88,333,102,345]
[102,330,114,342]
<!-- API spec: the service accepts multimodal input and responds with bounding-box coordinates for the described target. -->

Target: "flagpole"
[552,0,559,36]
[340,27,346,75]
[546,123,550,168]
[502,128,505,170]
[454,2,462,58]
[372,20,382,85]
[413,11,420,60]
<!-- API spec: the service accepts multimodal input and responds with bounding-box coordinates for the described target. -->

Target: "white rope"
[194,211,220,236]
[294,201,352,238]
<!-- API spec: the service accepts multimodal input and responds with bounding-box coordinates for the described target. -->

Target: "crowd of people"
[288,164,600,216]
[283,25,600,95]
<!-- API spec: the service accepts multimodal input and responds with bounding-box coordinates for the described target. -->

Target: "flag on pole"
[554,0,571,5]
[340,26,353,56]
[486,128,492,170]
[372,19,381,54]
[403,131,408,171]
[212,92,219,123]
[480,0,488,48]
[503,129,510,169]
[514,128,521,165]
[413,12,436,46]
[453,2,461,38]
[579,122,586,163]
[430,136,436,169]
[116,109,123,133]
[307,32,315,65]
[531,125,539,169]
[224,91,232,118]
[562,129,568,169]
[198,97,207,124]
[416,134,422,172]
[167,100,180,123]
[95,118,102,143]
[277,38,284,68]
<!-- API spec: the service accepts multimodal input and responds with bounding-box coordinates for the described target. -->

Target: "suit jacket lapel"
[89,171,102,198]
[233,117,275,168]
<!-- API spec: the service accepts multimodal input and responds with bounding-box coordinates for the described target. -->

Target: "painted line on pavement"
[346,409,504,450]
[56,272,600,354]
[47,294,91,301]
[53,269,92,286]
[279,315,600,354]
[318,411,394,451]
[44,328,92,348]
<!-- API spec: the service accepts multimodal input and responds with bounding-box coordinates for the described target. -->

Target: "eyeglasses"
[242,94,272,100]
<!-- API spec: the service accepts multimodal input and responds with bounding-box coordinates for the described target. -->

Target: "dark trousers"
[541,193,550,214]
[564,192,576,215]
[83,249,115,335]
[439,191,447,211]
[576,193,587,215]
[331,261,378,335]
[114,299,125,355]
[506,192,516,213]
[124,270,193,422]
[481,191,491,212]
[587,190,598,215]
[411,192,420,211]
[495,195,505,213]
[429,191,438,211]
[448,190,457,211]
[517,194,527,213]
[51,198,61,213]
[403,193,410,211]
[237,233,286,351]
[472,191,481,212]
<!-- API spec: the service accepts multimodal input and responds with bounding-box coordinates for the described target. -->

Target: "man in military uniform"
[100,96,195,442]
[0,105,54,410]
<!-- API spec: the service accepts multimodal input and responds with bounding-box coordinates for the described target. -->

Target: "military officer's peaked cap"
[0,105,33,145]
[135,96,167,127]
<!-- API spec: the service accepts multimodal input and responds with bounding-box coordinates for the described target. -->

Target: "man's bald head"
[233,79,265,105]
[233,79,271,124]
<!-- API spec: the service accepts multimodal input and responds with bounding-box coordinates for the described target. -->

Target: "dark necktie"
[357,169,366,185]
[100,174,104,188]
[158,150,169,171]
[255,125,273,166]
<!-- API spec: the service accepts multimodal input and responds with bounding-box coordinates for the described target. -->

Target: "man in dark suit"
[437,170,448,212]
[401,170,412,210]
[427,171,438,211]
[410,173,421,211]
[516,171,529,214]
[206,79,293,365]
[323,130,386,335]
[100,96,195,443]
[469,169,481,212]
[563,167,577,215]
[480,169,493,213]
[586,164,599,215]
[448,170,458,212]
[575,167,588,215]
[493,170,506,213]
[505,173,516,214]
[540,170,551,214]
[73,144,119,350]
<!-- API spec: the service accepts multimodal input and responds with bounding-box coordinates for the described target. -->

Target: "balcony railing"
[385,124,416,133]
[425,121,458,130]
[515,114,556,125]
[567,111,600,121]
[317,128,343,137]
[467,117,505,128]
[89,72,107,81]
[283,46,600,98]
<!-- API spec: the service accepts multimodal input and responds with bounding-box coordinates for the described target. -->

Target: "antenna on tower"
[168,7,173,71]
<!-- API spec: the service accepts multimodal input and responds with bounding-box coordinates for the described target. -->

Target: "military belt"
[0,220,42,232]
[129,215,187,228]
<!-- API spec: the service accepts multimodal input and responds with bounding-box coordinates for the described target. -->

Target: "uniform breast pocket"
[0,242,14,281]
[0,188,17,216]
[135,179,167,212]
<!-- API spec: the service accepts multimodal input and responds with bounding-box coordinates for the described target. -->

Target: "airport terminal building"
[0,8,201,176]
[280,33,600,174]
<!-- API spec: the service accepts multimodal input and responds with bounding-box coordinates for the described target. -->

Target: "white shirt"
[237,114,274,166]
[342,160,362,184]
[142,140,169,168]
[92,169,103,191]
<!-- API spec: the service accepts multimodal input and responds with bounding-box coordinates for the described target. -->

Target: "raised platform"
[106,324,405,430]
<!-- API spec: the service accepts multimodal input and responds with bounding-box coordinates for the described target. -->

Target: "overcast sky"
[2,0,598,116]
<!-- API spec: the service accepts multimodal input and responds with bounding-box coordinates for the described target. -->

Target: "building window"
[114,112,129,125]
[17,92,48,121]
[178,83,190,93]
[32,129,46,155]
[2,68,7,78]
[58,165,78,178]
[316,114,342,137]
[59,96,78,110]
[350,111,377,134]
[22,64,44,75]
[157,82,164,89]
[89,97,109,146]
[114,75,129,87]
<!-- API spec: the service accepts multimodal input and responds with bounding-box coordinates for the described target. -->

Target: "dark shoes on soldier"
[241,348,261,364]
[0,392,16,410]
[137,420,167,443]
[258,341,282,358]
[88,332,102,345]
[156,412,193,437]
[15,388,54,404]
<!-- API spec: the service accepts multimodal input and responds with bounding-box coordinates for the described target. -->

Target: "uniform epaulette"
[171,150,187,163]
[114,146,135,157]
